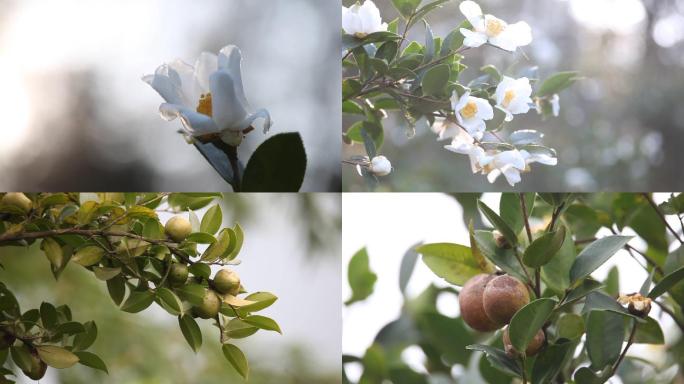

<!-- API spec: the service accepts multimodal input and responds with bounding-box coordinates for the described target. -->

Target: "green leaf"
[95,266,121,281]
[225,223,244,261]
[421,64,450,97]
[74,351,108,374]
[633,316,664,344]
[477,201,518,247]
[499,193,534,237]
[648,265,684,299]
[237,292,278,314]
[241,132,307,192]
[417,243,491,286]
[345,247,377,305]
[242,315,282,334]
[508,298,557,354]
[345,121,384,151]
[466,344,521,377]
[225,318,259,339]
[523,226,566,268]
[399,243,421,295]
[167,193,220,211]
[106,276,126,305]
[40,302,58,330]
[10,345,33,372]
[178,314,202,353]
[200,204,222,235]
[573,367,609,384]
[175,284,207,306]
[73,321,98,351]
[72,246,104,267]
[156,287,183,316]
[410,0,453,28]
[440,21,469,56]
[585,310,625,368]
[605,266,620,297]
[42,237,64,268]
[222,343,249,379]
[391,0,422,18]
[36,345,79,369]
[201,228,231,262]
[536,71,579,97]
[531,339,573,384]
[472,230,526,281]
[120,290,155,313]
[185,232,216,244]
[556,313,585,340]
[188,263,211,279]
[342,31,402,51]
[569,235,632,283]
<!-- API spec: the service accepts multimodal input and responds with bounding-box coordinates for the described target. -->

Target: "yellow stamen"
[354,32,368,38]
[485,18,505,37]
[460,101,478,119]
[502,89,516,108]
[196,93,213,117]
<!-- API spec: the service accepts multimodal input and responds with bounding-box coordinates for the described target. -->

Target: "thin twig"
[611,320,637,377]
[642,193,684,244]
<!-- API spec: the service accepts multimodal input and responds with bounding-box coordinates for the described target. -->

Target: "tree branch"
[643,193,683,244]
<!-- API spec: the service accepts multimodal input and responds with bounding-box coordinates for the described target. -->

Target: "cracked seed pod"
[459,274,500,332]
[483,274,530,325]
[618,293,652,317]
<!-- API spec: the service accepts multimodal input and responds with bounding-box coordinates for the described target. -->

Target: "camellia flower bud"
[165,216,193,242]
[618,293,652,317]
[1,193,32,213]
[369,155,392,176]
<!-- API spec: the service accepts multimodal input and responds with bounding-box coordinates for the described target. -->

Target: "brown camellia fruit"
[459,274,500,332]
[483,274,530,325]
[213,269,241,295]
[502,326,545,356]
[22,347,48,380]
[168,263,189,286]
[0,328,16,349]
[1,192,32,213]
[193,289,221,319]
[165,216,192,242]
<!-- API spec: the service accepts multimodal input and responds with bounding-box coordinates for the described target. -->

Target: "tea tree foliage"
[344,193,684,384]
[342,0,578,189]
[0,193,280,381]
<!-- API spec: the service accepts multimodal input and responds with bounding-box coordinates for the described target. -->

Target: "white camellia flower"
[459,0,532,52]
[369,155,392,176]
[495,76,533,121]
[342,0,388,38]
[431,117,461,141]
[521,149,558,167]
[451,91,494,140]
[143,45,271,147]
[479,149,527,186]
[444,130,486,173]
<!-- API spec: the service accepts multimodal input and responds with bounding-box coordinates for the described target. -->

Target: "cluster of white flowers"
[434,1,557,186]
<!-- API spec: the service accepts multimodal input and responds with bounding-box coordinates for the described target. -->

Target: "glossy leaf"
[536,72,579,97]
[523,226,566,268]
[508,298,557,354]
[399,242,421,295]
[569,236,632,283]
[417,243,490,286]
[36,345,79,369]
[586,310,625,368]
[178,314,202,353]
[531,339,573,384]
[242,133,307,192]
[120,290,155,313]
[648,265,684,299]
[222,343,249,379]
[200,204,222,235]
[243,315,282,334]
[156,287,183,316]
[346,247,377,305]
[74,351,108,374]
[71,246,104,267]
[478,201,518,247]
[556,313,584,340]
[466,344,521,377]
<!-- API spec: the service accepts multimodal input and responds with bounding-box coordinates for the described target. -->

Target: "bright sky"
[342,193,680,382]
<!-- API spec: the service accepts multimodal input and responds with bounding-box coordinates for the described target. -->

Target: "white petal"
[460,28,487,47]
[507,97,532,115]
[495,150,526,170]
[358,0,383,34]
[168,59,197,106]
[218,45,249,108]
[506,21,532,46]
[487,169,501,183]
[459,1,485,30]
[453,91,470,111]
[209,69,249,130]
[143,66,185,105]
[473,97,494,120]
[501,165,522,186]
[236,108,273,134]
[551,94,560,116]
[461,117,486,136]
[495,76,516,105]
[159,103,220,135]
[342,11,362,35]
[194,52,218,94]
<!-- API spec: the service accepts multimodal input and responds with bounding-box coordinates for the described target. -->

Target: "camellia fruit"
[165,216,192,242]
[482,274,530,325]
[1,192,32,213]
[168,263,189,286]
[22,347,48,380]
[213,269,241,295]
[502,326,545,356]
[193,289,221,319]
[458,274,500,332]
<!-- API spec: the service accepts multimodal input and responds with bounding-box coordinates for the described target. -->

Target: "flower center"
[196,93,213,117]
[485,18,505,37]
[354,32,368,38]
[502,89,516,108]
[460,101,478,119]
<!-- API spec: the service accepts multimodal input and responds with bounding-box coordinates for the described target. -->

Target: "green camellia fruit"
[503,326,545,357]
[23,347,48,380]
[458,274,500,332]
[213,269,241,295]
[1,192,32,213]
[482,274,530,325]
[168,263,189,286]
[0,328,16,349]
[165,216,192,242]
[193,289,221,319]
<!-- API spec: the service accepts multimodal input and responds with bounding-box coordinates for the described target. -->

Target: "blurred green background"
[343,0,684,191]
[0,194,341,384]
